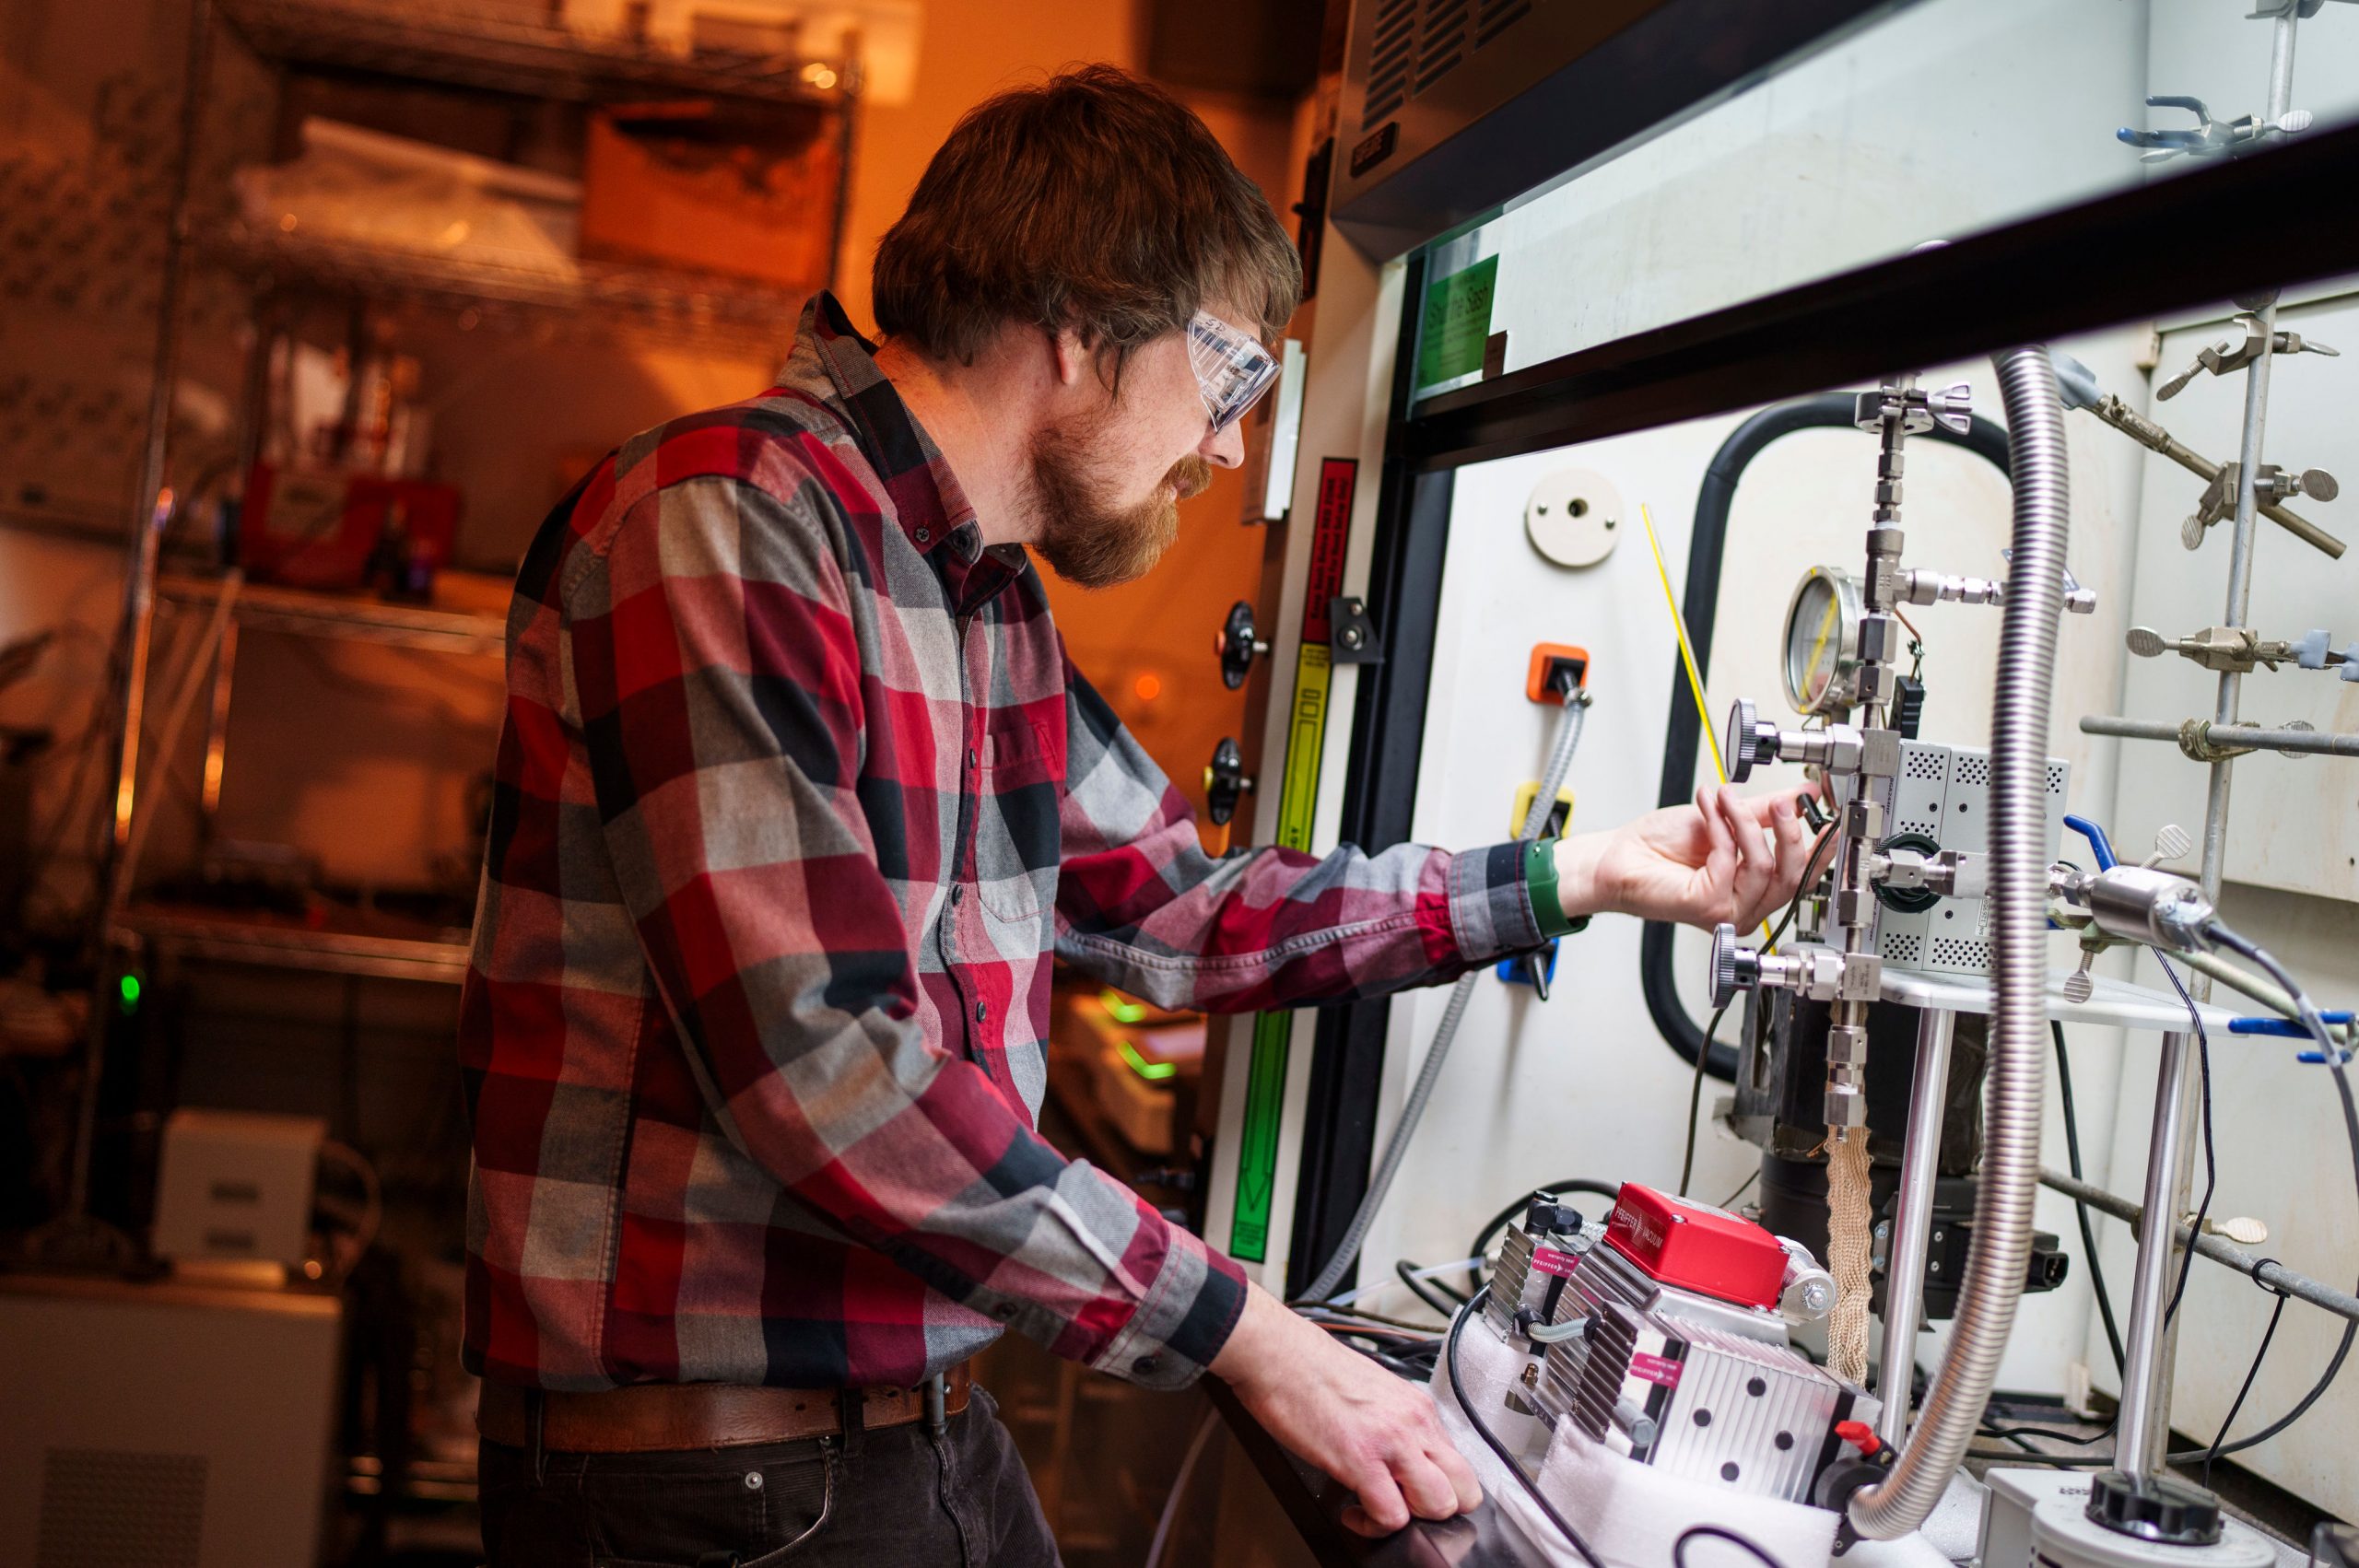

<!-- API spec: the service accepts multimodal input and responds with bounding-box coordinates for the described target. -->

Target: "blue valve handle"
[2231,1012,2358,1065]
[2061,813,2118,872]
[2229,1012,2356,1036]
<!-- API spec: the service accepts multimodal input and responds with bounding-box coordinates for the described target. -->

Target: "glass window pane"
[1411,0,2359,399]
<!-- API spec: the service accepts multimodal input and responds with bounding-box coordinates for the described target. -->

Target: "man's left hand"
[1554,784,1816,932]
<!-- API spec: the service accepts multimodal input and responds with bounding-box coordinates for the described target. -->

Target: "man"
[461,64,1810,1567]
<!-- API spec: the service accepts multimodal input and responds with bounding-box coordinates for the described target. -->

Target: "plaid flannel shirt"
[458,294,1549,1395]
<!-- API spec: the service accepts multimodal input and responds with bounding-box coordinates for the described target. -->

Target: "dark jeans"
[480,1386,1061,1568]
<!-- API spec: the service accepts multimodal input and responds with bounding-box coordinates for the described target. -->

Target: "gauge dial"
[1782,566,1863,717]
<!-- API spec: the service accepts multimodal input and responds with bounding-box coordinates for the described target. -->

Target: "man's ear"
[1047,324,1090,388]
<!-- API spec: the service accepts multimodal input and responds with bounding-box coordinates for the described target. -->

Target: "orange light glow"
[1133,673,1162,702]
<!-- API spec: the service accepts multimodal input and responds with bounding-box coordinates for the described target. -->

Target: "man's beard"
[1028,414,1211,590]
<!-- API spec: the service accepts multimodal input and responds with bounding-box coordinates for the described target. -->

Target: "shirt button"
[975,1000,988,1023]
[967,748,979,768]
[915,527,930,543]
[949,885,964,905]
[1133,1355,1161,1376]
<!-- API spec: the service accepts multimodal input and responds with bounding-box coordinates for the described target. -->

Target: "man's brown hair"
[872,64,1302,375]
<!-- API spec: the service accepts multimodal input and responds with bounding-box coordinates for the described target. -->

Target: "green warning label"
[1229,1009,1294,1262]
[1416,253,1497,387]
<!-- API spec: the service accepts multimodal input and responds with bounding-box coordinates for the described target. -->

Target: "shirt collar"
[785,293,1030,614]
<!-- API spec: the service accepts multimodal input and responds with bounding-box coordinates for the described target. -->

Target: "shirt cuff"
[1524,838,1590,940]
[1091,1225,1249,1391]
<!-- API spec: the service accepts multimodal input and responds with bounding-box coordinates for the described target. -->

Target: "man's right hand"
[1209,1281,1482,1536]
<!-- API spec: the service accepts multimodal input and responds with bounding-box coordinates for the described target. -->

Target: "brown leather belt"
[477,1363,972,1453]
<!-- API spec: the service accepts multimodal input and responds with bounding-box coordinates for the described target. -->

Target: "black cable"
[1448,1286,1602,1567]
[1463,1180,1622,1298]
[1674,1524,1791,1568]
[2163,1056,2359,1463]
[2053,1020,2127,1375]
[1677,999,1731,1199]
[1719,1170,1759,1211]
[1396,1258,1468,1319]
[2201,1283,2289,1486]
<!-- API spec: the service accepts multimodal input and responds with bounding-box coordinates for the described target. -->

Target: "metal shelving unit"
[202,221,809,356]
[217,0,856,111]
[41,0,863,1270]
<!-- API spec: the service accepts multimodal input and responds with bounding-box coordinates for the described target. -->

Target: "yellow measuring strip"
[1639,501,1778,950]
[1641,502,1727,783]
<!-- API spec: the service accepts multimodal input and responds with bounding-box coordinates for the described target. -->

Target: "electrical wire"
[1674,1524,1791,1568]
[317,1137,382,1280]
[2157,918,2359,1465]
[1143,1411,1219,1568]
[2201,1285,2290,1486]
[1462,1180,1623,1298]
[2052,1020,2126,1374]
[1448,1285,1602,1567]
[1396,1258,1470,1318]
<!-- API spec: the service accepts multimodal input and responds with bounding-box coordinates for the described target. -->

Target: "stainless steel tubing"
[2040,1167,2359,1325]
[1849,346,2066,1538]
[1873,1008,1956,1449]
[2114,1031,2199,1473]
[2079,714,2359,759]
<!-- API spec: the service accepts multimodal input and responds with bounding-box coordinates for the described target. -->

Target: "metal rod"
[2042,1167,2359,1325]
[2115,1030,2199,1475]
[1874,1007,1955,1448]
[2080,714,2359,758]
[2087,394,2343,556]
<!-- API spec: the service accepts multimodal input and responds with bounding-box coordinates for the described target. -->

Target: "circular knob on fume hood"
[1215,601,1268,690]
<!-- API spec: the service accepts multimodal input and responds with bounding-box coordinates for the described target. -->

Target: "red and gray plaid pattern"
[459,294,1545,1395]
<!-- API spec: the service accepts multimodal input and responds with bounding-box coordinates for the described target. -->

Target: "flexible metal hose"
[1297,694,1589,1305]
[1848,347,2067,1537]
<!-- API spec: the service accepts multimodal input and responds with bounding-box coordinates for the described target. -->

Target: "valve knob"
[1215,600,1269,690]
[1706,921,1761,1010]
[1725,698,1777,783]
[1203,736,1254,825]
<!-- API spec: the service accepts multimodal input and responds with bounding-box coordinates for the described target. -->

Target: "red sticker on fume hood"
[1301,458,1356,642]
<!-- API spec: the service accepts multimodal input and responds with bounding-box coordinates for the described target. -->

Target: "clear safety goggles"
[1186,310,1281,434]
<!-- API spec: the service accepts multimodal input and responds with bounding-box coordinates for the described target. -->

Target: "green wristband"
[1524,838,1590,941]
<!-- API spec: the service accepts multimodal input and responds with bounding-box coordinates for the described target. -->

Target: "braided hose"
[1297,695,1589,1305]
[1848,346,2066,1537]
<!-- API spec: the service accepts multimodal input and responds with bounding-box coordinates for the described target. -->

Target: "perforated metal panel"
[1870,741,2069,978]
[37,1450,206,1568]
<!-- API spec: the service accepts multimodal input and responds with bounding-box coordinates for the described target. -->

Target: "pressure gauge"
[1781,566,1865,717]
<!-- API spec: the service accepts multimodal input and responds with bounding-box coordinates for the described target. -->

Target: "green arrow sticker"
[1230,1009,1295,1261]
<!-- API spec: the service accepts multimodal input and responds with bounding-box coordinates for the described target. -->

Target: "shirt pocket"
[973,713,1064,924]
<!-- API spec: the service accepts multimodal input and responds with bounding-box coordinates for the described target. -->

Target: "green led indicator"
[1118,1039,1176,1082]
[118,975,141,1012]
[1099,989,1150,1025]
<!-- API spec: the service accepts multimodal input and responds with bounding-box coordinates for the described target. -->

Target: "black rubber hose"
[1643,394,2014,1080]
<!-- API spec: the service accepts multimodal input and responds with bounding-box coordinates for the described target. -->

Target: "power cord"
[1675,1524,1792,1568]
[1462,1178,1622,1298]
[1448,1285,1603,1567]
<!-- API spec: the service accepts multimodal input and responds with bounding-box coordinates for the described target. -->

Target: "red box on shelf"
[240,465,461,591]
[1603,1183,1789,1310]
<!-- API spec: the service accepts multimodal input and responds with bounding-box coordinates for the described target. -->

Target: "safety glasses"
[1186,310,1281,434]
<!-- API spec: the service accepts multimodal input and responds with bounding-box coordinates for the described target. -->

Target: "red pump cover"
[1602,1183,1788,1310]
